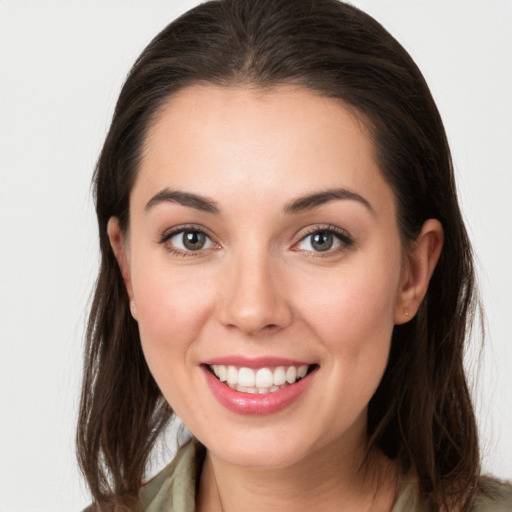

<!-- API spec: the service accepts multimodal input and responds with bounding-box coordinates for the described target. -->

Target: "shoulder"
[471,477,512,511]
[134,437,205,511]
[80,437,205,512]
[393,477,512,512]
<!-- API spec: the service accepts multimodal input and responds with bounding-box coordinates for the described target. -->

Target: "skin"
[109,85,443,511]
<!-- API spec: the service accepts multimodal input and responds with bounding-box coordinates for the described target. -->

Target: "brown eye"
[182,230,206,250]
[310,231,334,252]
[295,227,353,254]
[166,229,214,252]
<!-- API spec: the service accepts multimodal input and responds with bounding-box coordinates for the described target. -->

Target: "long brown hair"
[77,0,481,509]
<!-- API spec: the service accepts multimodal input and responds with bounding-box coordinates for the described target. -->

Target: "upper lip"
[202,356,315,368]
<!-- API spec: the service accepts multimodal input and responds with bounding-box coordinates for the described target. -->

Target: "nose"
[217,248,293,336]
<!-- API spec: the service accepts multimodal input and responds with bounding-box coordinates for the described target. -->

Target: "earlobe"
[395,219,444,325]
[107,217,138,320]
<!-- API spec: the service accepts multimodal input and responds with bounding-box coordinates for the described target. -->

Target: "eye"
[162,228,216,253]
[294,227,353,253]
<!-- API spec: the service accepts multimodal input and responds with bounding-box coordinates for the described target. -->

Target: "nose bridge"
[219,241,292,335]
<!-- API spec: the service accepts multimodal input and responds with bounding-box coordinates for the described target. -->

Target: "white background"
[0,1,510,511]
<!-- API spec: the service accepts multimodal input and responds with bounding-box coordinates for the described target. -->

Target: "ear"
[394,219,444,325]
[107,217,138,320]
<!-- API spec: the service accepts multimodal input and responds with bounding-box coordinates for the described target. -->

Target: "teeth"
[273,366,286,386]
[255,368,273,388]
[297,365,308,378]
[227,366,238,385]
[217,365,227,382]
[286,366,297,384]
[210,363,312,394]
[236,385,258,394]
[238,367,255,387]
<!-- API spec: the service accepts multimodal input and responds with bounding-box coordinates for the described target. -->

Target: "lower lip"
[203,366,317,415]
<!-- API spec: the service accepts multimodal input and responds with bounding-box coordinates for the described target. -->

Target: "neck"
[196,435,398,512]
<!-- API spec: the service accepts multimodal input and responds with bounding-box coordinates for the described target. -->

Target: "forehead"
[134,85,393,215]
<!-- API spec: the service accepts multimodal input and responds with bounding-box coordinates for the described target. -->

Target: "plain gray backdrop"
[0,1,511,511]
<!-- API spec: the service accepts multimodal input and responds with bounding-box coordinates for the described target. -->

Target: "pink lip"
[202,356,312,368]
[202,364,318,415]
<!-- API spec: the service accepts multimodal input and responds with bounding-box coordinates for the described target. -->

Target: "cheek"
[130,258,216,369]
[300,262,399,340]
[293,255,401,434]
[295,247,402,384]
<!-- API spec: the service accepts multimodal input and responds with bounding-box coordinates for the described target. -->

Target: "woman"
[77,0,512,510]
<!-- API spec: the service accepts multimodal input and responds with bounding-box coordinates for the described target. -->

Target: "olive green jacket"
[85,438,512,511]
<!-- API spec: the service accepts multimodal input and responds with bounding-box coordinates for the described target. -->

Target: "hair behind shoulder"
[77,1,482,510]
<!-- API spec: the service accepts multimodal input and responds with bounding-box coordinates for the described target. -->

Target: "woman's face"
[114,85,412,468]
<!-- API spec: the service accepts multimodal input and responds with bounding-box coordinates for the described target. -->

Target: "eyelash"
[159,224,217,258]
[292,225,354,256]
[158,224,354,258]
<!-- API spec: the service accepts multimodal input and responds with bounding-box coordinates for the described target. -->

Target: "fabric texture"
[84,438,512,511]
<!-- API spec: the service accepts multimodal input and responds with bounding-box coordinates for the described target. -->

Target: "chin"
[213,441,309,469]
[196,421,343,470]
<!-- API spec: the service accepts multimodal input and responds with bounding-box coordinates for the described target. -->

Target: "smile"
[208,364,311,394]
[202,359,318,415]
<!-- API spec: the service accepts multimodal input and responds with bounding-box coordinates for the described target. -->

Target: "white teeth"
[227,366,238,385]
[286,366,297,384]
[236,385,258,394]
[255,368,273,388]
[238,367,256,387]
[210,363,312,394]
[273,366,286,386]
[217,365,227,382]
[297,365,308,378]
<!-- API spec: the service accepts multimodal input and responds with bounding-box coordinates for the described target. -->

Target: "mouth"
[204,363,318,395]
[202,358,319,415]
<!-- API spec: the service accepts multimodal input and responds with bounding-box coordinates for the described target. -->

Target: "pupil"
[183,231,205,250]
[312,232,333,251]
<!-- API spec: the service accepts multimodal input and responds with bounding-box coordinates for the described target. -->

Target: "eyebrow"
[145,186,374,216]
[145,189,221,214]
[284,188,375,215]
